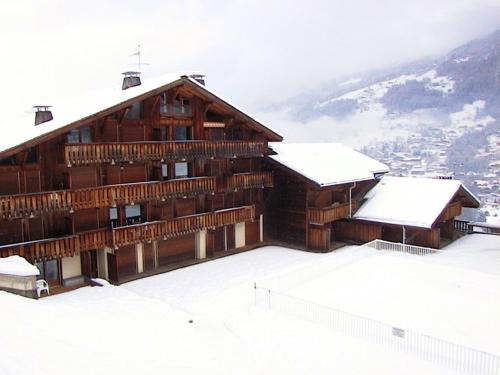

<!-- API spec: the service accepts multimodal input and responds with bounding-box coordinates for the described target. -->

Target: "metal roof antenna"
[129,44,150,73]
[122,45,151,90]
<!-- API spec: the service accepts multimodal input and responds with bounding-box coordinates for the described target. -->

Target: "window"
[109,207,119,228]
[160,93,169,113]
[174,162,189,179]
[67,129,80,144]
[126,102,142,119]
[67,126,92,144]
[174,126,190,141]
[173,95,191,115]
[125,204,142,225]
[0,155,17,165]
[26,147,38,164]
[161,164,169,179]
[80,127,92,143]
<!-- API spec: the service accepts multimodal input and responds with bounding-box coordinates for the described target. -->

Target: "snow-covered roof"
[268,142,389,187]
[354,176,480,228]
[0,72,281,156]
[0,255,40,277]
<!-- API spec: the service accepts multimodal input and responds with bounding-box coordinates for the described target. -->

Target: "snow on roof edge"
[353,176,479,229]
[1,72,282,156]
[268,142,389,187]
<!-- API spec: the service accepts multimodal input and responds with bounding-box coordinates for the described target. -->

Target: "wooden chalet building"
[351,176,481,248]
[264,143,389,251]
[0,73,281,288]
[0,72,483,294]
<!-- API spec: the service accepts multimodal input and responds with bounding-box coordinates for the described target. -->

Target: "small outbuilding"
[348,176,481,248]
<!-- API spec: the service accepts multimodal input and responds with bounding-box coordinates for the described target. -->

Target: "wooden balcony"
[0,228,109,262]
[65,141,267,166]
[0,206,255,261]
[224,172,273,192]
[0,177,216,219]
[112,205,255,248]
[308,201,359,225]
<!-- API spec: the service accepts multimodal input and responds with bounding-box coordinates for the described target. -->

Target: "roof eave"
[0,78,187,159]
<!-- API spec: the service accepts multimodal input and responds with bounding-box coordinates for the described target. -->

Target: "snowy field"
[0,234,499,375]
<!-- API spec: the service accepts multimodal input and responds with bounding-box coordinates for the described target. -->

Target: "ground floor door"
[36,259,62,287]
[81,250,98,279]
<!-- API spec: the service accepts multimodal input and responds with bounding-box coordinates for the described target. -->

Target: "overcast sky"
[1,0,500,121]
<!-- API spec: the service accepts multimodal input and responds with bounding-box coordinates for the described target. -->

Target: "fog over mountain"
[261,29,500,147]
[259,29,500,218]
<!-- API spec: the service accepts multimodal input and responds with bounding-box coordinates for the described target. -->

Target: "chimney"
[34,106,53,126]
[122,71,141,90]
[181,74,206,86]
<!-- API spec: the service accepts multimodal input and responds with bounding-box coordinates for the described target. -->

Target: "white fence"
[255,285,499,375]
[363,239,440,255]
[254,239,498,374]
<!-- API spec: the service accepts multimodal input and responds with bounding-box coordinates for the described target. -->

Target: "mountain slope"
[263,29,500,213]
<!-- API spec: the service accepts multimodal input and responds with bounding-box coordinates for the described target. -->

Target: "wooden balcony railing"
[112,205,255,248]
[65,141,267,166]
[0,177,216,219]
[224,172,273,192]
[0,206,255,261]
[160,104,193,117]
[0,228,109,262]
[308,201,359,225]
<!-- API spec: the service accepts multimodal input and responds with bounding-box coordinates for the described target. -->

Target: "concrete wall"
[0,273,37,299]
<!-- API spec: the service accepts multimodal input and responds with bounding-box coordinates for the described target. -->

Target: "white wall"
[61,254,82,279]
[235,222,246,248]
[259,214,264,242]
[136,243,144,273]
[97,247,113,280]
[196,230,207,259]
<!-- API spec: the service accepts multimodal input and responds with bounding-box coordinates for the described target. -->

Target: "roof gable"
[0,73,282,158]
[354,176,480,228]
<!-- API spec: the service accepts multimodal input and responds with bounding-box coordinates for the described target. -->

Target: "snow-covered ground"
[1,234,499,375]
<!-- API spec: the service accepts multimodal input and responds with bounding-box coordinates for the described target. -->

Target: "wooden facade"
[264,156,480,250]
[327,190,477,249]
[264,158,378,251]
[0,76,280,286]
